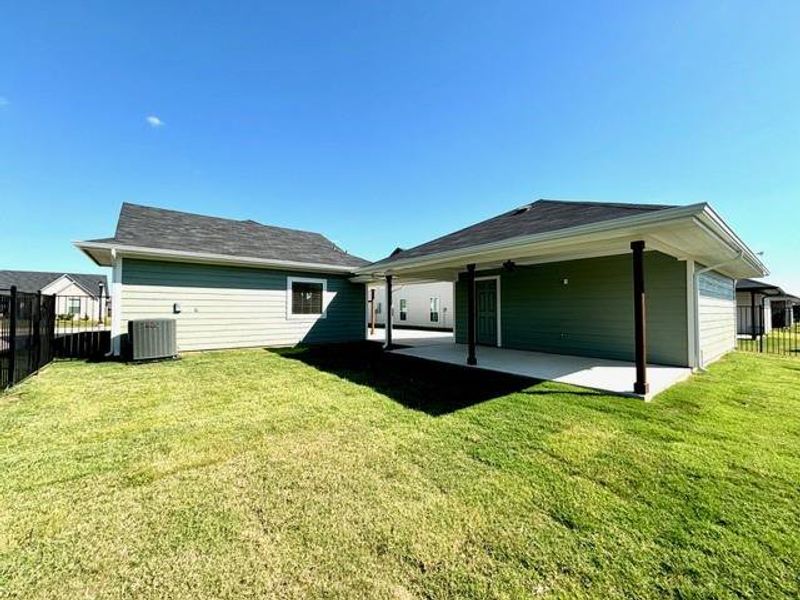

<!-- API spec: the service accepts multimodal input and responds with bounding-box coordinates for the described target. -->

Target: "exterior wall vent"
[127,319,178,361]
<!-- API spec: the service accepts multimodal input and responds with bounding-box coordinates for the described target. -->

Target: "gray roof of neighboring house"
[370,199,676,266]
[87,203,369,269]
[0,270,108,296]
[736,278,799,301]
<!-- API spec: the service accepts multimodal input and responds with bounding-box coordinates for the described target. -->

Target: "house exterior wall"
[368,281,454,330]
[120,258,365,351]
[455,251,690,366]
[698,271,736,366]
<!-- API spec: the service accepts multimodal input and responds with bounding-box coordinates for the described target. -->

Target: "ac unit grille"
[127,319,177,361]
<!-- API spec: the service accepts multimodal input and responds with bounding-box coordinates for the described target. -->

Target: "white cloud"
[145,115,164,128]
[0,97,9,108]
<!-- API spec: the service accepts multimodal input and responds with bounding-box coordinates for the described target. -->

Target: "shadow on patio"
[269,342,605,416]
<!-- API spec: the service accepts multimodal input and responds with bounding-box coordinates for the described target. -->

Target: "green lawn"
[1,345,799,599]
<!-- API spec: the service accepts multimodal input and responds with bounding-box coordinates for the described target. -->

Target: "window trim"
[429,296,440,323]
[286,276,328,320]
[67,297,81,316]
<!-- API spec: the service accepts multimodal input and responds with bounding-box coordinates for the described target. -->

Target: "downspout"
[692,251,743,371]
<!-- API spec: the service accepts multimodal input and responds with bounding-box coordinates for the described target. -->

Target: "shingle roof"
[88,203,369,269]
[0,270,108,295]
[736,279,785,294]
[370,199,676,266]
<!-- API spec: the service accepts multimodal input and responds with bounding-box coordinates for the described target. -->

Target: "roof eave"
[356,203,709,275]
[73,241,362,274]
[355,202,767,280]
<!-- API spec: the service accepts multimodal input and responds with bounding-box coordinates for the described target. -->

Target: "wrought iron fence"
[1,288,112,390]
[0,287,56,390]
[737,304,800,357]
[53,292,111,359]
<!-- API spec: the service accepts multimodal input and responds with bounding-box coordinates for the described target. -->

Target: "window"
[399,298,408,321]
[288,278,325,316]
[376,302,382,315]
[67,298,81,316]
[430,297,440,322]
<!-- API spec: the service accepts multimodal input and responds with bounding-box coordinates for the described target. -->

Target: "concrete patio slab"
[391,343,692,400]
[368,328,454,347]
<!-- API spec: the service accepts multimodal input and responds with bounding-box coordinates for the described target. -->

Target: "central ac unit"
[127,319,178,361]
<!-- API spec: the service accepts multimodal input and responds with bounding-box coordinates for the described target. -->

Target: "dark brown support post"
[631,241,648,395]
[8,285,17,388]
[466,264,477,365]
[384,276,393,350]
[369,288,376,336]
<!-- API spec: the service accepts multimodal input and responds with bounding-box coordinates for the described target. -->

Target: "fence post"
[34,290,42,371]
[8,286,17,387]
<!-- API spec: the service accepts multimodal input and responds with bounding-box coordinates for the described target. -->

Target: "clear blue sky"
[2,1,799,291]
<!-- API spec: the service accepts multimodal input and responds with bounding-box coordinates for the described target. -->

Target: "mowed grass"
[1,345,799,599]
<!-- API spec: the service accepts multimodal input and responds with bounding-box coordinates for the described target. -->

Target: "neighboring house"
[75,203,369,354]
[0,270,108,320]
[736,279,799,336]
[369,281,454,331]
[354,199,767,392]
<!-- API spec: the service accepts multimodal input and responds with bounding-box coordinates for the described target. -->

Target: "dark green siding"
[456,252,689,366]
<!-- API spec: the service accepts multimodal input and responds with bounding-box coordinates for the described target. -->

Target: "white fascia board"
[355,203,708,276]
[73,241,359,274]
[694,207,768,276]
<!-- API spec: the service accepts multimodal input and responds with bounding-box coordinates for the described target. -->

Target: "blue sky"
[2,1,799,291]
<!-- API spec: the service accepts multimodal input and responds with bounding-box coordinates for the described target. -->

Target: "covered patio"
[354,200,766,400]
[391,342,691,400]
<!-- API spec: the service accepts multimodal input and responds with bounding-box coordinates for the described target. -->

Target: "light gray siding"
[456,251,690,366]
[698,270,736,366]
[121,259,365,351]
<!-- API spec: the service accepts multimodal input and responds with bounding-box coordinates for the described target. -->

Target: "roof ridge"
[534,199,676,210]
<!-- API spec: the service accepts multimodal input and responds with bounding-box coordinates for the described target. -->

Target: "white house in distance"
[369,281,454,331]
[735,278,798,336]
[0,270,109,321]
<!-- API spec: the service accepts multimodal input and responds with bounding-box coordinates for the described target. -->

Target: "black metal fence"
[1,287,56,390]
[53,292,111,359]
[1,288,112,390]
[737,304,800,357]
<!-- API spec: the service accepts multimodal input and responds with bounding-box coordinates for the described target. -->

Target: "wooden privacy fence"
[1,287,112,390]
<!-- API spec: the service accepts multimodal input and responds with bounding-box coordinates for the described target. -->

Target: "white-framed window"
[67,298,81,316]
[287,277,327,319]
[430,297,440,322]
[399,298,408,321]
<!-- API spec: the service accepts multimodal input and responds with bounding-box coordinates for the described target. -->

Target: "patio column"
[384,275,393,350]
[631,241,649,395]
[466,263,477,365]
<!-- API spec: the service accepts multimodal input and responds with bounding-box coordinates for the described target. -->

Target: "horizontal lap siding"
[456,251,689,366]
[121,259,365,351]
[698,270,735,366]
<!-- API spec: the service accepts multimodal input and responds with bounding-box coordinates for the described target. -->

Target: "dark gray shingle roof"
[370,199,676,266]
[88,203,369,269]
[0,270,108,295]
[736,279,790,295]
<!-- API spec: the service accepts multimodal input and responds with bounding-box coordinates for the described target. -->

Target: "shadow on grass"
[269,342,604,416]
